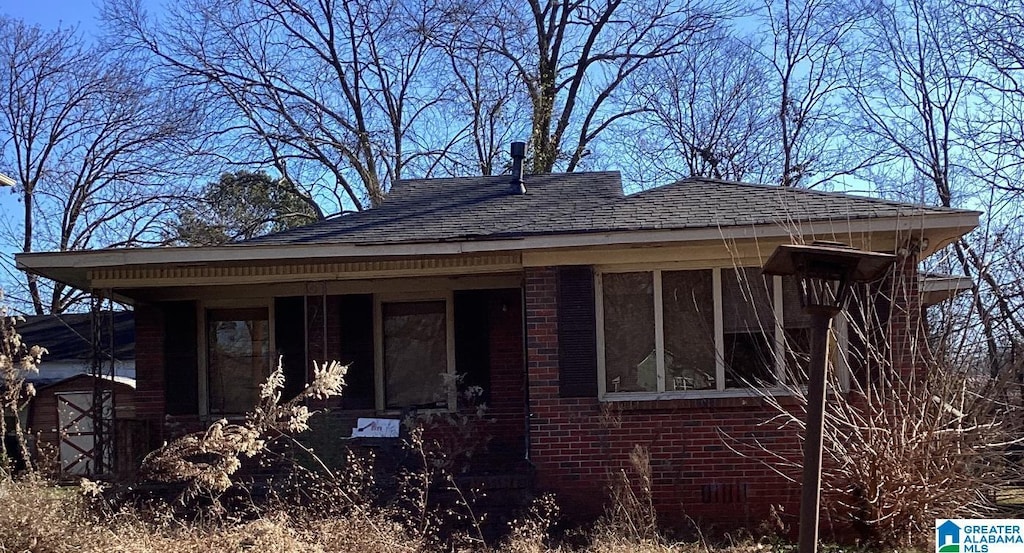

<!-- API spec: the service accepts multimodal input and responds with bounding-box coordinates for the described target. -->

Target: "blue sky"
[1,1,107,310]
[3,0,102,30]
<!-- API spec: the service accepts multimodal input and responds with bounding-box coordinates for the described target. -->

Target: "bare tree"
[430,10,528,177]
[622,32,777,185]
[0,18,196,314]
[759,0,865,187]
[442,0,730,175]
[956,0,1024,379]
[107,0,455,212]
[844,0,1024,377]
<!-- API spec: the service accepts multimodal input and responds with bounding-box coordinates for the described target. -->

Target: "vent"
[701,482,749,504]
[510,141,526,194]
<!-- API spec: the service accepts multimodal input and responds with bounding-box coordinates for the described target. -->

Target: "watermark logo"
[936,520,1024,553]
[937,520,960,553]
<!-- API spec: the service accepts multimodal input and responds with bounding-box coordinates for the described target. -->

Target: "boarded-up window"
[163,301,198,415]
[339,295,375,410]
[207,307,270,414]
[383,301,447,409]
[454,290,494,404]
[275,297,307,401]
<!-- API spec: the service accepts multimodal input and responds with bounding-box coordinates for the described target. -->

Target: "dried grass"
[0,475,924,552]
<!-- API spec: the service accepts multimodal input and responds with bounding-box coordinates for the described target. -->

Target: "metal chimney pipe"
[510,141,526,195]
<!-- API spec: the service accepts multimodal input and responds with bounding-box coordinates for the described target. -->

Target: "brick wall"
[887,252,923,382]
[480,289,526,465]
[524,266,803,529]
[133,304,165,423]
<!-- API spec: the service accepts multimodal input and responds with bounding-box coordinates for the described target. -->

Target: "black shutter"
[275,296,308,400]
[338,295,375,409]
[455,290,492,404]
[557,266,598,397]
[163,301,199,415]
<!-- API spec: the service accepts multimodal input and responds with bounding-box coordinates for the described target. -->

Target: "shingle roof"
[241,172,975,246]
[17,312,134,361]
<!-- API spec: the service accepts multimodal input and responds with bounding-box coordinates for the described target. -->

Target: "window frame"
[596,265,849,401]
[197,299,275,417]
[373,291,457,412]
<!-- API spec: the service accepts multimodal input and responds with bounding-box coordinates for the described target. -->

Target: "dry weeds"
[0,476,801,553]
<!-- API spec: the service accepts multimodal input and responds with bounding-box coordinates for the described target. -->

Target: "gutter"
[17,212,980,274]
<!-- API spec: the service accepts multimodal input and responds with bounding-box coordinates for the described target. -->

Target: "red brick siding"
[524,266,802,528]
[133,304,165,422]
[888,252,923,381]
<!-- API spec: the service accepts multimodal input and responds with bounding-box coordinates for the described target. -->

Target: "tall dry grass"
[0,476,795,553]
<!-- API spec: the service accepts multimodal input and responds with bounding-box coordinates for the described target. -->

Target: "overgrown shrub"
[0,304,44,475]
[724,293,1024,547]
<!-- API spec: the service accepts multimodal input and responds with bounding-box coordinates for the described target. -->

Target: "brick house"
[16,168,978,527]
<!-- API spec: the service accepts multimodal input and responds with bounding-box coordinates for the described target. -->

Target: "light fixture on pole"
[762,241,896,553]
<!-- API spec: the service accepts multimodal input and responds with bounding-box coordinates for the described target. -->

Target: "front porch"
[131,269,529,478]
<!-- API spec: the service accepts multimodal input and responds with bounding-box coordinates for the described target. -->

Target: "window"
[722,267,776,387]
[598,267,839,397]
[663,270,716,390]
[207,307,271,414]
[602,272,656,392]
[378,297,455,410]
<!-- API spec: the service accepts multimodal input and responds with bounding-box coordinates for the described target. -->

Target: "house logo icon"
[937,520,960,553]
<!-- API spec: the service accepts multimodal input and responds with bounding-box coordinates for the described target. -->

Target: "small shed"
[14,312,141,477]
[27,374,139,477]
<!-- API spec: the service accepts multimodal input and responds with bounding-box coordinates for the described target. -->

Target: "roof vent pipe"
[510,141,527,195]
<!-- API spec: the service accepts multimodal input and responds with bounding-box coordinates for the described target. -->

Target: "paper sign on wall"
[351,417,400,438]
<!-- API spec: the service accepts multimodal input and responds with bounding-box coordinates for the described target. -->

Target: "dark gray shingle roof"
[17,312,134,361]
[242,172,974,246]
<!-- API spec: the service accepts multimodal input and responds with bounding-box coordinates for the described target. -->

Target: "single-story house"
[15,161,979,526]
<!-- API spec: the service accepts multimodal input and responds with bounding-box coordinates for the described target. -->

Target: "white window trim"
[197,298,275,418]
[596,266,849,401]
[373,291,457,412]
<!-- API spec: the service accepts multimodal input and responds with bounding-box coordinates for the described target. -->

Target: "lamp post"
[762,241,896,553]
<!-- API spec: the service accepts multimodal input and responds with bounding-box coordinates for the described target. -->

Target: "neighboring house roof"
[920,272,974,306]
[26,373,136,391]
[243,173,974,246]
[16,312,135,362]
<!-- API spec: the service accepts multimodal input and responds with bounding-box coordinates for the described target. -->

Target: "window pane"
[663,270,715,390]
[384,301,447,409]
[208,308,270,414]
[722,267,776,387]
[781,275,812,383]
[603,272,656,392]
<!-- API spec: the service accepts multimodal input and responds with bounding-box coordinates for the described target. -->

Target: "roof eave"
[16,210,980,293]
